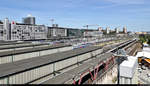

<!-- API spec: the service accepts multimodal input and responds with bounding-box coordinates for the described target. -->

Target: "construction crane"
[83,24,100,29]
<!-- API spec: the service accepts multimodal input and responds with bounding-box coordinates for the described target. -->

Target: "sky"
[0,0,150,32]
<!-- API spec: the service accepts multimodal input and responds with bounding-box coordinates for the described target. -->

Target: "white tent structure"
[136,52,150,59]
[143,47,150,52]
[136,47,150,59]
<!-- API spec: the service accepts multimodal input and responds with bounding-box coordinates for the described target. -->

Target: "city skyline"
[0,0,150,32]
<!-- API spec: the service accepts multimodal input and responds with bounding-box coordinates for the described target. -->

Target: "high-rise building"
[0,20,5,40]
[98,27,103,32]
[106,27,110,34]
[3,18,10,40]
[115,28,119,34]
[22,14,36,25]
[123,27,127,34]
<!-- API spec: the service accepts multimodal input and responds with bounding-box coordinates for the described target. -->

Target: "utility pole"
[114,49,128,84]
[117,55,120,84]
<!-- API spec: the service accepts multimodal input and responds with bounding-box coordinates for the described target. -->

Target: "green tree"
[139,34,150,45]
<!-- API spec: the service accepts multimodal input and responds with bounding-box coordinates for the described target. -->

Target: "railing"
[92,60,117,84]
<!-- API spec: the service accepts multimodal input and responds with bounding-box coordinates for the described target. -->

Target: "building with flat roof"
[0,22,7,40]
[47,26,67,37]
[115,28,119,34]
[120,56,138,84]
[0,18,47,41]
[123,27,127,34]
[106,27,110,34]
[11,22,47,40]
[22,14,36,25]
[67,28,83,37]
[0,18,10,41]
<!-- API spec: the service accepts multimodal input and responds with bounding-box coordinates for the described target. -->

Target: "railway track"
[40,39,137,84]
[0,38,137,84]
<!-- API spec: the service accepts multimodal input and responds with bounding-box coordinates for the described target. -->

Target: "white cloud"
[105,0,146,5]
[93,0,147,9]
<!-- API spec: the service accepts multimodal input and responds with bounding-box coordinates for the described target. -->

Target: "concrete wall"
[54,56,78,71]
[120,77,132,84]
[8,64,53,84]
[92,49,103,56]
[0,56,12,64]
[78,53,91,62]
[0,46,73,64]
[40,48,58,56]
[131,67,138,84]
[0,45,111,84]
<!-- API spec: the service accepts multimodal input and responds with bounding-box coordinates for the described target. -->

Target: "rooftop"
[120,56,138,78]
[136,51,150,59]
[0,46,102,78]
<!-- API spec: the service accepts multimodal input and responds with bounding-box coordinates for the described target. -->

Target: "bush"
[139,34,150,45]
[112,76,117,83]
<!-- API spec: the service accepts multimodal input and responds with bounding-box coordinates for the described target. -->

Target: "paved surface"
[138,66,150,84]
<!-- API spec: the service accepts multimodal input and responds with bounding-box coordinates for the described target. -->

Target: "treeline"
[139,34,150,45]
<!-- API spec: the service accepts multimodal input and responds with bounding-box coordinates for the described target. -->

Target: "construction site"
[0,34,148,85]
[0,0,150,84]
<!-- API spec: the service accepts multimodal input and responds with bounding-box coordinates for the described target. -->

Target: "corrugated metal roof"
[42,73,73,84]
[0,43,49,50]
[42,53,113,84]
[0,41,31,45]
[0,39,134,79]
[41,40,136,84]
[0,44,71,57]
[0,46,102,78]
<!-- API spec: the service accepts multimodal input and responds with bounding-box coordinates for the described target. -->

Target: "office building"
[106,27,110,34]
[11,22,47,40]
[98,27,103,32]
[0,18,47,41]
[22,14,36,25]
[0,18,10,40]
[0,21,7,40]
[123,27,127,34]
[115,28,119,34]
[47,26,67,37]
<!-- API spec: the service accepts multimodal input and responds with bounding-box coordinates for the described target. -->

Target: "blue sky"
[0,0,150,32]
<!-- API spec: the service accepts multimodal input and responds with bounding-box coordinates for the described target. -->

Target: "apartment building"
[0,19,10,40]
[11,22,47,40]
[0,18,47,41]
